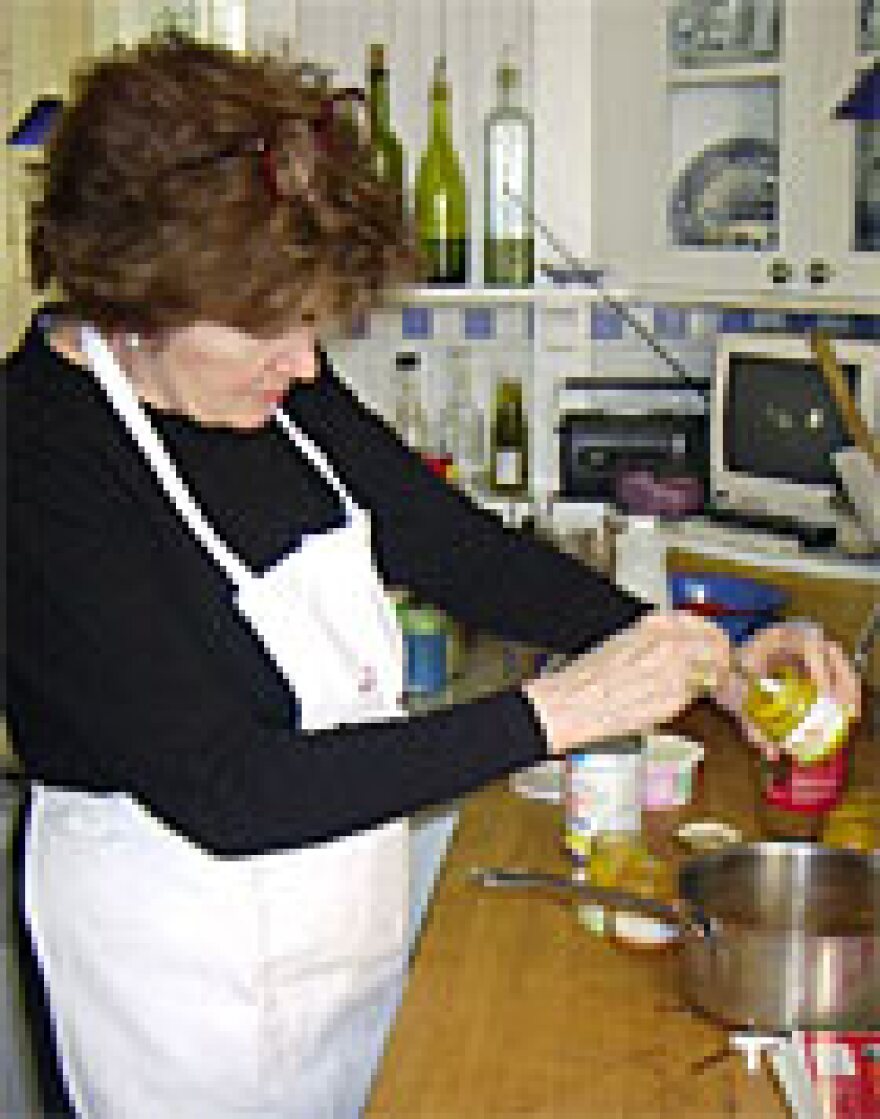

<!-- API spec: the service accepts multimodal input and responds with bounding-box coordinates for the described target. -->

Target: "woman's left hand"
[711,622,863,759]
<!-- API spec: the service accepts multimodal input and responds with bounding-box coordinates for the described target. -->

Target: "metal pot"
[471,842,879,1032]
[675,842,878,1031]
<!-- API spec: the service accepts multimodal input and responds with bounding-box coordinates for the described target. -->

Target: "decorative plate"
[670,137,779,250]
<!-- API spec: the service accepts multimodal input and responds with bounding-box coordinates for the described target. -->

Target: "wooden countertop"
[367,705,878,1119]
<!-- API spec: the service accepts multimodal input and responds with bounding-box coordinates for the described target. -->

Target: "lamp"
[834,60,880,121]
[6,96,64,147]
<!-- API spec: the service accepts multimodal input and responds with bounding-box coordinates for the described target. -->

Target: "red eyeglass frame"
[166,88,368,202]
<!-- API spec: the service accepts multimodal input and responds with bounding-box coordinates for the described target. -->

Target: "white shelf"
[385,283,880,313]
[667,59,782,87]
[388,285,539,305]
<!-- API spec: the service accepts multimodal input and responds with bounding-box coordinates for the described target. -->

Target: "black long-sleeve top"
[2,313,648,856]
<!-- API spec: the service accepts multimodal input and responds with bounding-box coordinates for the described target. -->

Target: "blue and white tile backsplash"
[326,298,879,494]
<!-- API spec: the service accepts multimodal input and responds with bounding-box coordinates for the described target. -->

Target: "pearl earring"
[127,333,141,351]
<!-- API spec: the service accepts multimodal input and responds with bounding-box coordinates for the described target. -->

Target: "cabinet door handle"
[767,257,792,284]
[807,258,833,286]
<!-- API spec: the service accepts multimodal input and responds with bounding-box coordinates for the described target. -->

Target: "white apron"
[23,327,409,1119]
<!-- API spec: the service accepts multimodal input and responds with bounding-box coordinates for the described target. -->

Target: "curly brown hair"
[29,34,421,336]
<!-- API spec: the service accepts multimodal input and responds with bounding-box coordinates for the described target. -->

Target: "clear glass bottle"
[393,351,428,453]
[488,377,528,494]
[415,56,469,285]
[437,347,485,488]
[484,45,534,286]
[366,43,406,210]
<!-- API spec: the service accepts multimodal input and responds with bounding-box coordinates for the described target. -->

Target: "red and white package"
[794,1032,880,1119]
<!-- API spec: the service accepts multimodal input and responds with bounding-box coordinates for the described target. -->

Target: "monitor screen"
[724,355,859,487]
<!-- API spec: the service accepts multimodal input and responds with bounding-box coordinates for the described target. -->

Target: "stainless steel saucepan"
[472,842,879,1031]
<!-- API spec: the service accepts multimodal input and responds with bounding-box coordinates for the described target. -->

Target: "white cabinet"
[589,0,879,303]
[264,0,877,306]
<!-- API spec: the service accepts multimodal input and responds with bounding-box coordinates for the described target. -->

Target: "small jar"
[400,606,449,695]
[608,844,679,952]
[576,831,641,936]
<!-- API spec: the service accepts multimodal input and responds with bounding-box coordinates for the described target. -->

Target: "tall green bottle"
[484,47,534,286]
[415,56,469,285]
[367,43,405,208]
[488,377,528,493]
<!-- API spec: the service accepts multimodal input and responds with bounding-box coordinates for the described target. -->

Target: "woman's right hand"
[521,610,732,756]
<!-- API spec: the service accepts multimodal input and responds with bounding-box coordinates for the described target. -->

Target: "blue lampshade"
[6,96,64,147]
[835,62,880,121]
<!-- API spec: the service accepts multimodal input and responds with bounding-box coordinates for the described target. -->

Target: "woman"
[3,36,859,1119]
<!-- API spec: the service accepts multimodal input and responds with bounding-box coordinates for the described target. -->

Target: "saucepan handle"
[469,866,714,937]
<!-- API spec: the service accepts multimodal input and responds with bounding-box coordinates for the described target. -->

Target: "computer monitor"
[711,333,879,527]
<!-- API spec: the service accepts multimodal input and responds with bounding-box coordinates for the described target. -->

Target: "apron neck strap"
[81,325,252,585]
[272,408,359,518]
[80,326,362,578]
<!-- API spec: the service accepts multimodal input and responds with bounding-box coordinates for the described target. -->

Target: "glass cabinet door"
[855,0,879,253]
[668,0,781,68]
[666,2,782,255]
[583,0,875,299]
[810,0,878,295]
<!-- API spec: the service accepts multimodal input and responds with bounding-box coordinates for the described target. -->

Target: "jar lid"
[675,820,742,853]
[401,606,449,634]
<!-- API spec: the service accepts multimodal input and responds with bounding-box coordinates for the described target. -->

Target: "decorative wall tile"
[463,306,495,340]
[493,305,528,341]
[721,309,753,333]
[367,308,400,345]
[540,305,581,349]
[784,312,818,333]
[653,306,689,339]
[590,304,623,340]
[401,305,433,339]
[751,310,788,332]
[430,306,462,340]
[689,307,722,338]
[816,313,857,337]
[852,315,880,340]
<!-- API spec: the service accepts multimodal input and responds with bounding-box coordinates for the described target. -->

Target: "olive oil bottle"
[489,378,528,493]
[415,56,469,284]
[744,665,852,764]
[366,43,405,208]
[484,46,534,286]
[745,662,853,838]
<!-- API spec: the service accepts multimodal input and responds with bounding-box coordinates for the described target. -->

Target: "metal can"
[564,737,645,858]
[401,606,449,695]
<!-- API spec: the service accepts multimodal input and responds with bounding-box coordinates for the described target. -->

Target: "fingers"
[529,610,737,755]
[826,640,862,716]
[798,625,834,696]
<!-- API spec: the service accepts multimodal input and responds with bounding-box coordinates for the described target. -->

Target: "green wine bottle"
[489,378,528,493]
[484,47,534,286]
[367,43,405,208]
[415,56,469,285]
